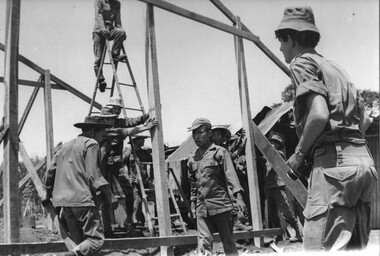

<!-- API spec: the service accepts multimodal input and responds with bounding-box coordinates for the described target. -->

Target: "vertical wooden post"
[145,5,173,256]
[43,69,56,231]
[3,0,21,243]
[43,70,54,168]
[234,17,263,247]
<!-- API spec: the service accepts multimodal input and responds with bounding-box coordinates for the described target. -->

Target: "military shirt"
[187,143,243,217]
[290,51,366,149]
[44,135,108,207]
[93,0,122,33]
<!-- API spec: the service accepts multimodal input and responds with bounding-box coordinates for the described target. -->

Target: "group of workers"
[40,1,377,256]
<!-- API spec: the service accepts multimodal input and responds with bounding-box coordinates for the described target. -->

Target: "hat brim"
[187,123,203,131]
[212,126,231,140]
[106,103,123,108]
[276,20,319,33]
[74,123,113,129]
[269,138,284,148]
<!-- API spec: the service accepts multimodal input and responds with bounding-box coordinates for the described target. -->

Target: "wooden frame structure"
[1,0,307,254]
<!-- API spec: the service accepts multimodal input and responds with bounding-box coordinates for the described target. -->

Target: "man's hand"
[286,153,304,175]
[99,185,113,209]
[189,201,196,219]
[101,29,111,39]
[236,193,247,214]
[143,117,158,129]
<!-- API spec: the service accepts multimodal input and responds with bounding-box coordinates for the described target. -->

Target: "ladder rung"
[119,82,134,87]
[152,214,180,220]
[124,107,143,112]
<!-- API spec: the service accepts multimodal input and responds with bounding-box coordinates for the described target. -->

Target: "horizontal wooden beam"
[0,43,102,110]
[137,0,259,43]
[0,77,62,90]
[0,228,281,254]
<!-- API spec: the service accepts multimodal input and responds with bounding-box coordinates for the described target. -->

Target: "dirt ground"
[0,216,379,255]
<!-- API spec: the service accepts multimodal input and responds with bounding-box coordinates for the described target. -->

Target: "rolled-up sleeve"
[290,56,327,99]
[85,142,109,191]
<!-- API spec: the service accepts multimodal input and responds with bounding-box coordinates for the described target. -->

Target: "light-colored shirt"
[45,135,108,207]
[187,143,243,217]
[290,51,366,149]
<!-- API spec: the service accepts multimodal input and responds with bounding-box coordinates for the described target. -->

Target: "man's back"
[52,136,100,207]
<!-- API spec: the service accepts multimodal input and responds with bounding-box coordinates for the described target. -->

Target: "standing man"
[99,97,156,235]
[187,118,247,256]
[275,6,377,250]
[124,135,154,227]
[93,0,127,92]
[265,134,302,243]
[42,115,113,256]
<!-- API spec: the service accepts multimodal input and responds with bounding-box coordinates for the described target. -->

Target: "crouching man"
[43,115,114,256]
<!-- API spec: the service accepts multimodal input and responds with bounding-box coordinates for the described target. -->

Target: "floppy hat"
[276,6,319,33]
[268,134,284,149]
[74,115,114,129]
[212,125,231,141]
[106,96,123,108]
[188,118,211,131]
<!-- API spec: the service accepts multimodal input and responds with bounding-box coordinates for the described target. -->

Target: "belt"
[313,142,373,168]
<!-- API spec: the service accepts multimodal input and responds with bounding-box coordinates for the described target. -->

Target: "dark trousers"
[59,207,104,256]
[197,210,238,256]
[92,28,126,78]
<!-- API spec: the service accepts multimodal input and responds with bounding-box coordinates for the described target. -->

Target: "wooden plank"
[0,142,63,208]
[146,5,173,256]
[250,119,308,208]
[0,228,282,255]
[0,77,62,89]
[137,0,259,43]
[0,125,9,144]
[43,70,54,169]
[209,0,291,77]
[3,0,21,243]
[234,17,263,247]
[18,142,46,199]
[0,43,102,110]
[18,86,39,135]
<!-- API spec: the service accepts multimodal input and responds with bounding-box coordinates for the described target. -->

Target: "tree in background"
[280,84,379,116]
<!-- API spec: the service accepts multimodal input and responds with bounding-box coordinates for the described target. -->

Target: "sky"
[0,0,378,158]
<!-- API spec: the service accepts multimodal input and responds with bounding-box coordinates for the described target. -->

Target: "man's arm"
[124,113,149,127]
[221,150,246,212]
[187,158,197,217]
[105,117,158,139]
[85,142,111,206]
[94,0,107,32]
[287,93,329,172]
[41,154,57,206]
[114,0,122,28]
[359,103,372,133]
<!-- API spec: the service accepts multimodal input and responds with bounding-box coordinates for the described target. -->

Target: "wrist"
[295,145,306,157]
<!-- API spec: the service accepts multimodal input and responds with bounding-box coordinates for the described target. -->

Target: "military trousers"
[197,210,238,256]
[303,142,377,251]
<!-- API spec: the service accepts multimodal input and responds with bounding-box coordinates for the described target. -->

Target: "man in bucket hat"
[42,115,114,256]
[275,6,377,251]
[187,118,246,256]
